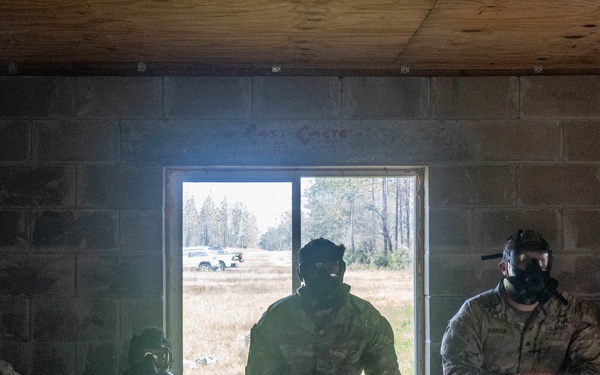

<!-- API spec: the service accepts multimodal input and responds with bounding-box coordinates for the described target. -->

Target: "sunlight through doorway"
[169,168,423,375]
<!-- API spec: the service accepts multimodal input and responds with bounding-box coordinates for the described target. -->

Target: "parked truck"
[182,247,220,272]
[208,246,243,270]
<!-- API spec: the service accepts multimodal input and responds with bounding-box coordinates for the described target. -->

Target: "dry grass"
[183,248,414,374]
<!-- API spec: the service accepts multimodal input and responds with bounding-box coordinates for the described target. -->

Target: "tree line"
[260,177,415,268]
[183,177,415,268]
[183,192,259,249]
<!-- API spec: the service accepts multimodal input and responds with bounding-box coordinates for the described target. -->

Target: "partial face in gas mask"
[297,238,346,293]
[127,328,174,375]
[131,347,173,375]
[299,259,346,290]
[502,248,558,305]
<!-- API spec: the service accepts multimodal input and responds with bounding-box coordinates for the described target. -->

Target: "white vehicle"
[207,246,240,270]
[182,247,220,272]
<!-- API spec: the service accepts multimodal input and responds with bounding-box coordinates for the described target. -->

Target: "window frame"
[164,166,426,374]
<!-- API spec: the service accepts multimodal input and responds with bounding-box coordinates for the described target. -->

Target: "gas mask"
[131,347,173,375]
[300,260,344,289]
[503,249,558,305]
[298,259,347,311]
[297,238,348,307]
[482,229,562,306]
[127,328,174,375]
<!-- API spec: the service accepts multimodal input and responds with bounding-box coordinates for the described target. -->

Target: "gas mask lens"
[136,347,173,370]
[314,261,340,276]
[511,250,550,271]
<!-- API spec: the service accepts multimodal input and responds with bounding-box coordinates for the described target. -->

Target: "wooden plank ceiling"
[1,0,600,75]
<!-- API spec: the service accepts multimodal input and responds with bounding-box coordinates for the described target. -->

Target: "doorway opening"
[165,167,425,375]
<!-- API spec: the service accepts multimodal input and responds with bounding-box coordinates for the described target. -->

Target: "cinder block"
[462,120,560,162]
[429,340,443,375]
[341,119,554,163]
[32,299,119,341]
[342,119,559,163]
[120,298,163,339]
[427,296,465,342]
[252,77,341,119]
[32,210,118,250]
[0,121,28,161]
[76,256,119,296]
[519,165,600,206]
[0,165,76,207]
[77,255,162,297]
[120,120,254,165]
[0,255,75,296]
[521,76,600,117]
[564,209,600,250]
[121,120,560,165]
[0,210,28,248]
[0,299,29,341]
[342,120,472,163]
[432,77,519,119]
[119,255,163,297]
[33,343,77,374]
[429,166,517,207]
[75,77,162,119]
[564,120,600,161]
[164,77,251,119]
[428,254,500,297]
[122,118,451,165]
[341,77,429,119]
[473,209,560,251]
[77,165,163,208]
[32,120,118,162]
[120,210,162,253]
[121,119,535,165]
[551,254,600,296]
[0,76,73,118]
[77,341,121,375]
[429,208,472,252]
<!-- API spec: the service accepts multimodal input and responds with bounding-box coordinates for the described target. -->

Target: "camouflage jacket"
[441,282,600,374]
[245,283,400,375]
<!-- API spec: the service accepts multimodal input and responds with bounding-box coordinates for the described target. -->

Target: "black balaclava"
[502,229,558,305]
[127,327,174,375]
[297,238,347,307]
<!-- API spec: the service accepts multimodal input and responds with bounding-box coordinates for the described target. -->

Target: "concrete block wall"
[1,75,600,374]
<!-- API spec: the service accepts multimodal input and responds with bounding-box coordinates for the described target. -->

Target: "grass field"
[183,248,414,374]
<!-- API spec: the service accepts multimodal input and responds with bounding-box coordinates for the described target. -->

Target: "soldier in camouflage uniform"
[441,229,600,374]
[246,238,401,375]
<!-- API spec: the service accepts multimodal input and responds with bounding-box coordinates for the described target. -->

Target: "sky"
[183,182,295,233]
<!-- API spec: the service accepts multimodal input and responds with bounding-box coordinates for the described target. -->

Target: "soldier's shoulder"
[347,293,389,319]
[348,293,376,309]
[552,290,599,322]
[465,288,497,308]
[453,288,498,318]
[270,293,297,308]
[261,294,298,319]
